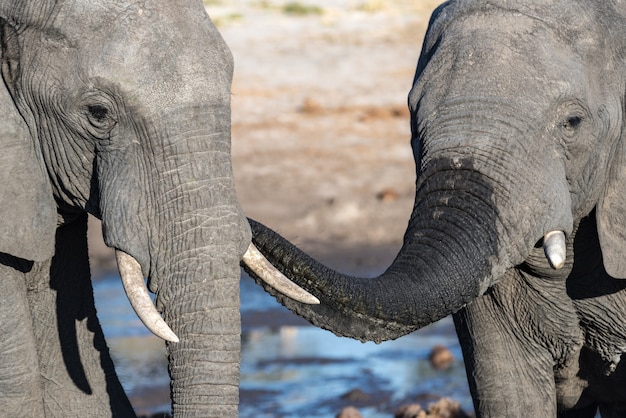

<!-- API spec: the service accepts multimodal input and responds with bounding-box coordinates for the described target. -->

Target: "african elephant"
[242,0,626,416]
[0,1,312,417]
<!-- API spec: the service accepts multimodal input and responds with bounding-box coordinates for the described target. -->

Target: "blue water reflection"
[93,272,472,417]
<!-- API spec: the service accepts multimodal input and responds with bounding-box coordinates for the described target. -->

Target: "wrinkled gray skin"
[0,1,250,417]
[245,1,626,416]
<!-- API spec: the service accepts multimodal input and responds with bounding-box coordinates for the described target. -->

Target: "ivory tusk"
[543,230,566,270]
[242,243,320,305]
[115,250,180,343]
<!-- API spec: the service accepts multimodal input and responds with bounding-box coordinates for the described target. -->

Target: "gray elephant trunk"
[245,161,502,342]
[159,240,243,416]
[101,114,250,415]
[147,129,248,416]
[153,185,248,415]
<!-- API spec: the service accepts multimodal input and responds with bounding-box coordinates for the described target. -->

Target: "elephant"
[0,1,314,416]
[241,0,626,416]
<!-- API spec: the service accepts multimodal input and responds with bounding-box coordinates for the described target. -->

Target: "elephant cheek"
[493,155,573,268]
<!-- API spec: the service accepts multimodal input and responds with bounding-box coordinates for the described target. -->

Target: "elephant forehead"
[451,0,614,37]
[50,0,233,108]
[410,16,588,126]
[455,20,579,88]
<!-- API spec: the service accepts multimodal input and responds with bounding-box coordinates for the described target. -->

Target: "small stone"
[340,388,370,402]
[429,345,455,370]
[395,403,424,418]
[426,397,470,418]
[395,398,471,418]
[336,406,363,418]
[376,188,399,202]
[300,97,323,114]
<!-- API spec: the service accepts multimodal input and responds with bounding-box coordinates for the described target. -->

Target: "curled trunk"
[244,166,502,343]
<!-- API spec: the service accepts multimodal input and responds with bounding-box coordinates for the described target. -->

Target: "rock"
[340,388,370,402]
[300,97,323,114]
[429,345,455,370]
[426,397,471,418]
[395,398,472,418]
[376,188,400,202]
[336,406,363,418]
[395,403,424,418]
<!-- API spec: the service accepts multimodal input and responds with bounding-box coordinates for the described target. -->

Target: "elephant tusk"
[115,250,180,343]
[543,230,566,270]
[242,243,320,305]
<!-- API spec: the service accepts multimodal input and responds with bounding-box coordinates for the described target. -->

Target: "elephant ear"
[597,136,626,279]
[0,25,56,262]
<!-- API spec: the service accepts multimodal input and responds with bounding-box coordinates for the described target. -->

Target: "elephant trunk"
[244,162,502,343]
[160,237,243,416]
[102,114,250,415]
[116,242,242,415]
[148,129,247,416]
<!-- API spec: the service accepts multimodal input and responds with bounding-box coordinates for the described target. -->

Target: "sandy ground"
[88,0,443,274]
[228,0,437,271]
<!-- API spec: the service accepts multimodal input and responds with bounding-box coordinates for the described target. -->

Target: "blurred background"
[87,1,473,417]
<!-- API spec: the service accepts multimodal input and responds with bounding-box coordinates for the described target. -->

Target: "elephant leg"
[0,258,45,417]
[26,214,135,417]
[453,297,557,417]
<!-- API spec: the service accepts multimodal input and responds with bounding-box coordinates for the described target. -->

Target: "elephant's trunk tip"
[242,243,320,305]
[115,250,180,343]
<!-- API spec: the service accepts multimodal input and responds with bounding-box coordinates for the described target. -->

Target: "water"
[93,272,472,417]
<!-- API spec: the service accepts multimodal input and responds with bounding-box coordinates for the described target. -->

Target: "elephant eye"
[559,113,585,140]
[564,116,582,130]
[86,104,116,132]
[88,105,108,121]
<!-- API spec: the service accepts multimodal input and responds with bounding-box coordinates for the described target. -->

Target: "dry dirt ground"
[89,0,444,274]
[227,0,441,271]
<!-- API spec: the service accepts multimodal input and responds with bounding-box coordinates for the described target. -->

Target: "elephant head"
[0,1,312,416]
[244,0,626,345]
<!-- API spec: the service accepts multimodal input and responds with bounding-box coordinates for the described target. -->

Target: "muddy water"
[94,272,472,417]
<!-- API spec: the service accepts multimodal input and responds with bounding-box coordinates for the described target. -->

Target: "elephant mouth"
[115,244,319,342]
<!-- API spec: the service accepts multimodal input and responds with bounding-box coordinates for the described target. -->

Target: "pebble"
[394,398,472,418]
[336,406,363,418]
[429,345,455,370]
